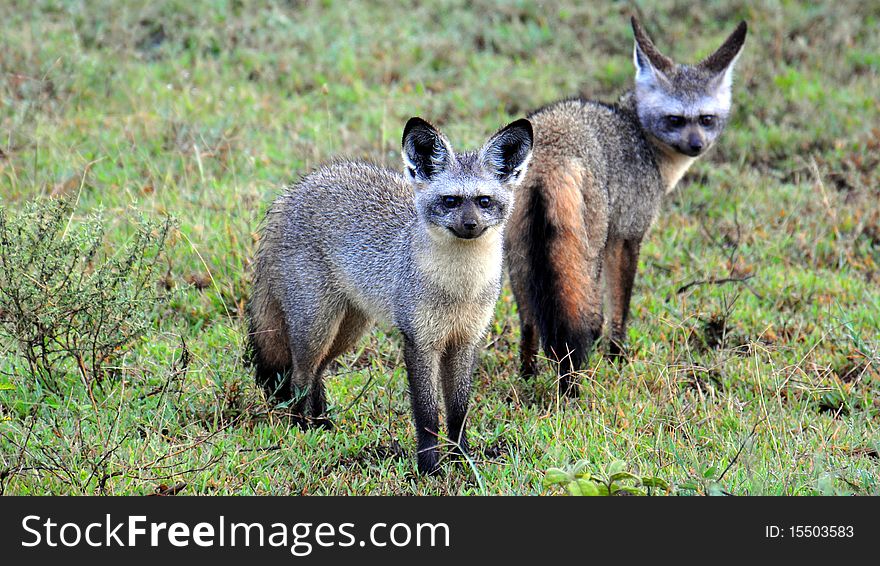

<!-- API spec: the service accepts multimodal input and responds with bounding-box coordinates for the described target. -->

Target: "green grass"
[1,0,878,495]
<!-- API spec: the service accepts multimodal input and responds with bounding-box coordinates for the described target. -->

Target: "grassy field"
[1,0,878,495]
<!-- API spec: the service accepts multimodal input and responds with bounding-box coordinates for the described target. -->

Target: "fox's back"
[524,97,664,237]
[260,161,415,319]
[281,161,412,241]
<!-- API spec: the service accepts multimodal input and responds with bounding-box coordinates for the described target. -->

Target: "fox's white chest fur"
[412,228,503,347]
[650,137,696,193]
[659,151,696,193]
[418,227,503,295]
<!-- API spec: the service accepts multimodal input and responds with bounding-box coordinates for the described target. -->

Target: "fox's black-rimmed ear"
[402,117,455,183]
[699,21,748,94]
[631,15,674,86]
[479,118,533,185]
[698,21,748,74]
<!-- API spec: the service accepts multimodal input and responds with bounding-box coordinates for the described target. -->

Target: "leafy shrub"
[0,197,174,391]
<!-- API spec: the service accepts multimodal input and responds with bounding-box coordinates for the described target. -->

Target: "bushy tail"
[245,272,292,401]
[518,177,600,376]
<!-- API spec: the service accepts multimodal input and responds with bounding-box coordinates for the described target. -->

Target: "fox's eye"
[443,196,461,209]
[477,196,492,208]
[665,115,685,128]
[699,115,716,127]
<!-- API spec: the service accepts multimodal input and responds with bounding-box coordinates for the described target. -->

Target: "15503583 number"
[789,526,854,538]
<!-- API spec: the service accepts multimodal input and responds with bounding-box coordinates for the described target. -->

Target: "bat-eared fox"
[506,16,747,395]
[247,117,533,474]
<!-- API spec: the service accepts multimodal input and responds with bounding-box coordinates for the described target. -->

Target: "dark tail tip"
[523,184,599,376]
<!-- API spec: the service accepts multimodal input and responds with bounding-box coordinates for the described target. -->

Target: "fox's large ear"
[631,16,674,88]
[699,21,748,93]
[479,118,533,186]
[402,117,455,183]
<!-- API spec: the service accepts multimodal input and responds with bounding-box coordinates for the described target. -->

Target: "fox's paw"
[558,374,581,398]
[311,415,334,431]
[416,447,441,476]
[607,339,629,362]
[519,361,537,381]
[446,438,471,466]
[290,413,334,431]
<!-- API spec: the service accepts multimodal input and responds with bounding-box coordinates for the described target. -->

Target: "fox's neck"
[412,225,504,299]
[620,90,697,193]
[647,136,697,193]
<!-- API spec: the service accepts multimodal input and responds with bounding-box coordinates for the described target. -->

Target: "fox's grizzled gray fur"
[247,117,533,474]
[506,17,746,395]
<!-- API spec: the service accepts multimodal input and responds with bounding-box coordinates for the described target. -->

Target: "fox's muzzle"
[450,203,488,239]
[449,222,488,239]
[676,129,706,157]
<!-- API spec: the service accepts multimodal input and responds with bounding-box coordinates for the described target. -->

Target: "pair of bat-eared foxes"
[246,17,748,474]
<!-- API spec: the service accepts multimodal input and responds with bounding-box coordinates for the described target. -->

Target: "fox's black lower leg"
[285,352,333,430]
[403,335,441,474]
[519,321,540,379]
[289,383,330,430]
[604,237,641,360]
[441,344,477,459]
[308,377,333,430]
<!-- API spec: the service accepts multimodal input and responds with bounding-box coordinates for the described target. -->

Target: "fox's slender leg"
[603,237,641,359]
[440,343,478,457]
[307,306,372,428]
[283,291,347,426]
[510,274,540,378]
[513,293,540,379]
[519,321,540,378]
[402,334,442,474]
[247,286,294,401]
[507,246,540,379]
[282,349,318,429]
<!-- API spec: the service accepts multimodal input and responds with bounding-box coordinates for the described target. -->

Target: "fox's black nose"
[687,133,704,155]
[451,219,485,239]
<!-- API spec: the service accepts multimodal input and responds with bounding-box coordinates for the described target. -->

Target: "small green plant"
[544,460,670,496]
[0,197,174,391]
